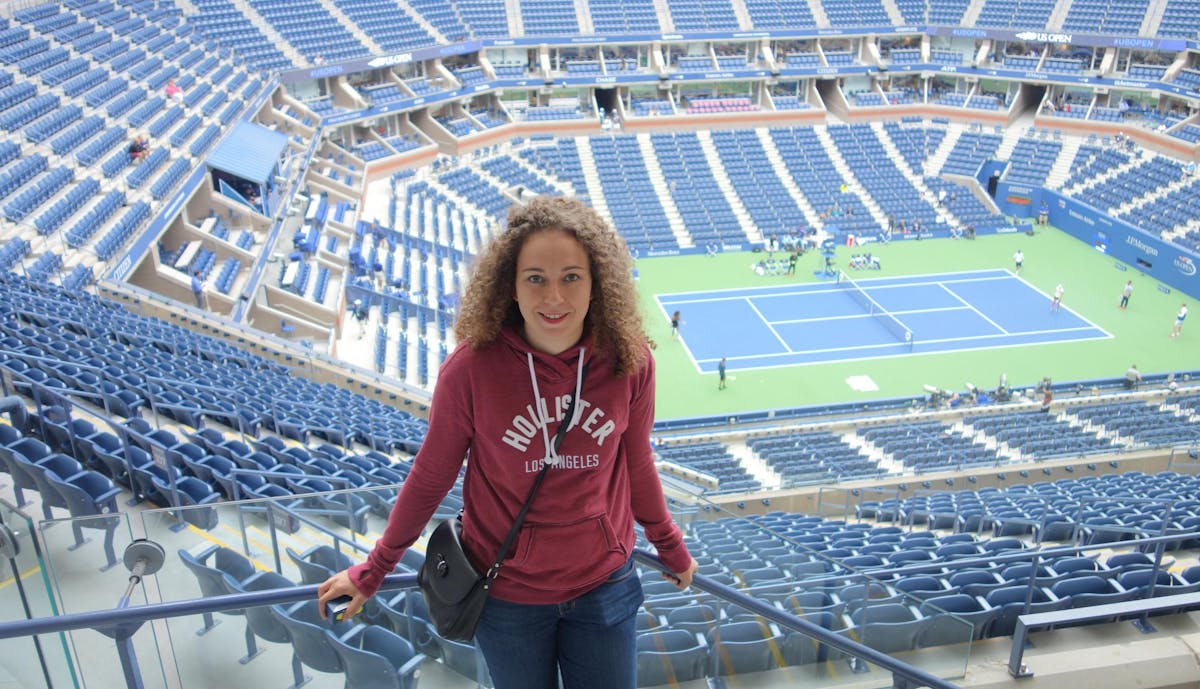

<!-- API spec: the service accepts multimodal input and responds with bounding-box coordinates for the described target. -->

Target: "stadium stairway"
[754,128,823,227]
[814,126,890,230]
[993,122,1031,162]
[575,135,610,219]
[1058,147,1149,197]
[1043,135,1083,189]
[634,133,688,240]
[845,428,907,475]
[922,123,965,177]
[695,130,758,239]
[871,121,961,229]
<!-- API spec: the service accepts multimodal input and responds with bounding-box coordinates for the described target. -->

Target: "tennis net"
[837,271,914,348]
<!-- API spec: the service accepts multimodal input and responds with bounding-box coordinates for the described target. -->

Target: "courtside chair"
[635,628,707,687]
[985,585,1064,637]
[846,603,925,654]
[0,436,53,506]
[781,611,847,665]
[377,590,443,660]
[705,619,787,676]
[177,545,259,635]
[917,594,999,643]
[45,470,122,570]
[664,604,721,636]
[1050,575,1134,613]
[286,544,354,585]
[271,600,355,683]
[327,625,425,689]
[157,475,220,530]
[17,450,84,520]
[224,570,297,665]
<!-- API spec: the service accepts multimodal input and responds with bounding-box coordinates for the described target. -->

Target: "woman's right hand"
[317,569,368,621]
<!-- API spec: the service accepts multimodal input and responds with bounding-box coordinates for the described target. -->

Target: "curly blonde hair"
[455,196,647,376]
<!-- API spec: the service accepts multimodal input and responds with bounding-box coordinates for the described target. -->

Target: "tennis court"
[657,269,1112,373]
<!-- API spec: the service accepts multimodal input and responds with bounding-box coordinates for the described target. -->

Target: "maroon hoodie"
[348,326,692,604]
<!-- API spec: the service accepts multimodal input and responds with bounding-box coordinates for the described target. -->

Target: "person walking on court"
[1051,283,1064,312]
[1171,302,1188,338]
[670,310,682,339]
[1119,280,1133,310]
[718,357,727,390]
[1013,249,1024,275]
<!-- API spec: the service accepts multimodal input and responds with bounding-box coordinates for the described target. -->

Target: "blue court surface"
[657,270,1111,373]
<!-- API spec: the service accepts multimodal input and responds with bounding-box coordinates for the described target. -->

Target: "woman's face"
[513,228,592,355]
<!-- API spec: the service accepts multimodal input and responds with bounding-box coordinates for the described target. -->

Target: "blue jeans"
[475,557,643,689]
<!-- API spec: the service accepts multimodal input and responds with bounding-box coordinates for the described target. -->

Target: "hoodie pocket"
[509,513,628,591]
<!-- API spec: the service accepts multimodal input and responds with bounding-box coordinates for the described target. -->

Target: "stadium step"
[695,130,755,236]
[755,129,822,228]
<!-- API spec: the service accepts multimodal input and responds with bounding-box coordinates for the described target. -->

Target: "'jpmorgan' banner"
[1005,187,1200,300]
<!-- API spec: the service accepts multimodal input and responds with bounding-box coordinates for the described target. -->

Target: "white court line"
[696,326,1104,367]
[745,297,793,352]
[937,282,1010,335]
[656,269,1011,303]
[1008,271,1118,338]
[771,306,973,325]
[659,273,1018,307]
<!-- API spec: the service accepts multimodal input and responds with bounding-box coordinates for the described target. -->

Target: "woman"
[670,309,682,339]
[319,196,697,689]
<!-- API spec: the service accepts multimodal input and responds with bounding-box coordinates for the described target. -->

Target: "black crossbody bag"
[418,373,585,642]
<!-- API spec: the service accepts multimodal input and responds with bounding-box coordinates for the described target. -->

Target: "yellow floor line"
[184,524,275,572]
[0,564,44,591]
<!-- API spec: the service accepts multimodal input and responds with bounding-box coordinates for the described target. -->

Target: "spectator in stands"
[165,79,183,103]
[352,298,368,338]
[190,271,205,309]
[128,135,150,164]
[1124,364,1142,390]
[318,196,697,689]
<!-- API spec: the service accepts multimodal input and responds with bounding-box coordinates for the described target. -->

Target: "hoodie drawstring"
[526,348,585,466]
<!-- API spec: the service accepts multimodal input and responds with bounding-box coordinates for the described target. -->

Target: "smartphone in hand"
[325,595,358,622]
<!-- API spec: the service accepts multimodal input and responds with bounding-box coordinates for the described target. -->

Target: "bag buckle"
[436,553,448,577]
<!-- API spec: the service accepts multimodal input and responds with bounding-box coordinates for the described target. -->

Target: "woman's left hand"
[664,558,699,590]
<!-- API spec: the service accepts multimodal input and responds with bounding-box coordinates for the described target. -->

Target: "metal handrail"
[0,554,961,689]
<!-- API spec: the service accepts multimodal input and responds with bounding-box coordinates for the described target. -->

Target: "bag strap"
[484,364,587,581]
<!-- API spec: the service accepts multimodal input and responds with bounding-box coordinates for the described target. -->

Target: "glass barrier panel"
[0,499,78,689]
[36,508,166,689]
[30,481,972,689]
[132,488,491,689]
[661,493,974,684]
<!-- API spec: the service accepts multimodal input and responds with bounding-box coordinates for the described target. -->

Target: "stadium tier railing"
[0,488,972,689]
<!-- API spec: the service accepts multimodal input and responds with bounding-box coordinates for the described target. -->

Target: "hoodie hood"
[498,324,594,382]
